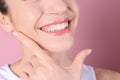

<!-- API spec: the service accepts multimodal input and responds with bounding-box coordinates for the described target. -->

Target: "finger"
[19,72,29,80]
[13,31,44,52]
[13,31,53,61]
[30,55,54,71]
[24,62,33,77]
[70,49,92,73]
[30,56,43,67]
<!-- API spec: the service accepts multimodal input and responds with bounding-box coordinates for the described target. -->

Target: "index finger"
[13,31,53,61]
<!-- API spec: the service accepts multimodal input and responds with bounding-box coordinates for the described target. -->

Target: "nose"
[44,0,68,14]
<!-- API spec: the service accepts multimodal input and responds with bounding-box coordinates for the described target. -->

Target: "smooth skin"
[0,0,120,80]
[13,32,91,80]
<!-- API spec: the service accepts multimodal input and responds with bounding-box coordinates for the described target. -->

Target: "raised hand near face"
[13,31,91,80]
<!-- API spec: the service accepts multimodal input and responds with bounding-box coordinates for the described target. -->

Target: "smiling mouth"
[39,19,71,36]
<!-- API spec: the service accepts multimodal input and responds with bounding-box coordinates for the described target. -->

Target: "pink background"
[0,0,120,72]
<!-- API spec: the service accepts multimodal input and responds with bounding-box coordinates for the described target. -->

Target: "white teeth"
[44,22,69,32]
[61,23,65,29]
[65,22,68,27]
[47,28,51,32]
[50,27,54,32]
[57,24,61,30]
[52,25,56,31]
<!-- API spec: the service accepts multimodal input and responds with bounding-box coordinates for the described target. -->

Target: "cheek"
[10,6,42,35]
[34,34,74,53]
[67,0,80,31]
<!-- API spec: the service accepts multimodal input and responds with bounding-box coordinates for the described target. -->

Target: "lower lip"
[41,26,70,36]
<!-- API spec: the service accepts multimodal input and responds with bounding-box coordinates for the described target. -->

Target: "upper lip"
[39,18,71,30]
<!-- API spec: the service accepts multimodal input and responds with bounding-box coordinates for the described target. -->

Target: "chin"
[42,38,74,54]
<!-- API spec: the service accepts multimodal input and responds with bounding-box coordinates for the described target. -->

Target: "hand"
[13,31,92,80]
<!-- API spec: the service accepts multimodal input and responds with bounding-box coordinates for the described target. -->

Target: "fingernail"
[88,49,92,53]
[86,49,92,55]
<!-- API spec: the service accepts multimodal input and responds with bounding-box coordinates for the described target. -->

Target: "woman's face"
[6,0,79,53]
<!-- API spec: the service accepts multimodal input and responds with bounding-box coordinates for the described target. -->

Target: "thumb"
[70,49,92,73]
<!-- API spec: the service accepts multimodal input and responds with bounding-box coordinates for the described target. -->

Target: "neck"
[48,52,72,67]
[10,48,73,77]
[22,48,72,67]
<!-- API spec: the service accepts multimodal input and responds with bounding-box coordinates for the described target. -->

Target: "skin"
[0,0,120,80]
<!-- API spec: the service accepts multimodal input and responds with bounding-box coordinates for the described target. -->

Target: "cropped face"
[5,0,80,54]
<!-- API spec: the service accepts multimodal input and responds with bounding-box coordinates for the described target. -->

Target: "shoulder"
[81,65,96,80]
[95,68,120,80]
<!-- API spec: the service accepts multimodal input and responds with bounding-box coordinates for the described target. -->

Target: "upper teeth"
[43,22,69,32]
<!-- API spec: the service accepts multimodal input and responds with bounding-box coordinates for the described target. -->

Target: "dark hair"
[0,0,8,14]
